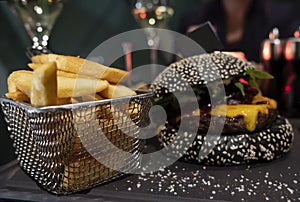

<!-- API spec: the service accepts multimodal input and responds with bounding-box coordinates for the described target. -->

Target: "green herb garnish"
[245,68,273,95]
[234,82,245,96]
[246,68,274,79]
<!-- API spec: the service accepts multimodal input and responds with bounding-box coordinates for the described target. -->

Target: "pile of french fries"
[5,54,142,190]
[6,53,136,107]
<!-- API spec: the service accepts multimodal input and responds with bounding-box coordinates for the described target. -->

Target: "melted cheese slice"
[252,95,277,109]
[211,96,277,132]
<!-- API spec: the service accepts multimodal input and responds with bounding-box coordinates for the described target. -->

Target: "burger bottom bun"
[159,116,294,166]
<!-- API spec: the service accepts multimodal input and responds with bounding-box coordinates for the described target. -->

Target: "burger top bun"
[151,52,254,97]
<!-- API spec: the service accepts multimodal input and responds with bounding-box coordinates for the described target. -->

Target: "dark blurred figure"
[178,0,300,62]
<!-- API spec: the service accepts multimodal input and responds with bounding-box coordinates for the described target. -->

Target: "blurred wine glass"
[7,0,64,57]
[132,0,174,64]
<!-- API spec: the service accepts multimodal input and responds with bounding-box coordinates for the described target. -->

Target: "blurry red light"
[139,12,147,19]
[262,43,271,61]
[284,41,294,61]
[285,85,292,93]
[221,51,247,61]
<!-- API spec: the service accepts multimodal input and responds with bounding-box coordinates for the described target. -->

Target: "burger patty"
[179,109,278,134]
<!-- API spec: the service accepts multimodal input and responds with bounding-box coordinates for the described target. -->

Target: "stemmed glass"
[132,0,174,72]
[7,0,64,57]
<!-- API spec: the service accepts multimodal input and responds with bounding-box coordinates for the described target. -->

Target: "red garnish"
[239,78,249,85]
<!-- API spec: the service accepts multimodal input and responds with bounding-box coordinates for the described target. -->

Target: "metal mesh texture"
[0,91,153,195]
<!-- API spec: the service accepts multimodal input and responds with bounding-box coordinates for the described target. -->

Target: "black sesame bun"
[150,52,294,166]
[159,116,294,165]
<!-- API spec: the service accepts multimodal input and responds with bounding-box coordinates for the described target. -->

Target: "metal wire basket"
[0,91,153,195]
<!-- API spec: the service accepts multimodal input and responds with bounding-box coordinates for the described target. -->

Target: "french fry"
[63,159,118,190]
[57,98,72,105]
[31,54,128,83]
[27,63,41,70]
[30,62,57,106]
[129,103,141,119]
[5,53,141,191]
[7,70,33,93]
[31,53,57,64]
[57,77,109,98]
[57,70,92,79]
[5,90,30,102]
[80,94,105,102]
[7,71,109,99]
[72,94,104,103]
[71,94,103,104]
[29,63,93,79]
[95,94,104,100]
[131,82,149,91]
[98,84,137,99]
[7,54,137,107]
[71,97,80,104]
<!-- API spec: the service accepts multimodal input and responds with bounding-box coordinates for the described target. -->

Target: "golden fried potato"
[70,97,79,104]
[57,77,108,98]
[31,53,57,64]
[98,84,136,99]
[7,70,33,94]
[29,63,93,79]
[27,63,40,70]
[7,53,136,107]
[81,94,104,102]
[5,90,30,102]
[7,71,109,99]
[63,158,118,190]
[57,70,92,79]
[31,54,128,83]
[69,94,104,103]
[30,62,57,106]
[56,98,72,105]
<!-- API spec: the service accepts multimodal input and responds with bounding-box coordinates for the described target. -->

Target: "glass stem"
[122,42,133,86]
[147,31,160,80]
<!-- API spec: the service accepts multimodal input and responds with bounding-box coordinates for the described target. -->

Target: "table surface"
[0,120,300,202]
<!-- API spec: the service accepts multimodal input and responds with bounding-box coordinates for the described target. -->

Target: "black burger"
[150,52,294,166]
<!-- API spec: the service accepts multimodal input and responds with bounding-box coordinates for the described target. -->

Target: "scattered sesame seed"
[287,187,294,194]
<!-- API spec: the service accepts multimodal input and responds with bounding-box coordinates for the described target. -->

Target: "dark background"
[1,0,300,165]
